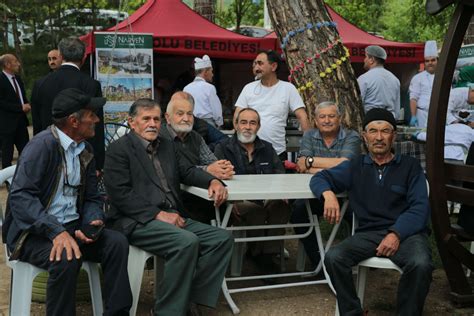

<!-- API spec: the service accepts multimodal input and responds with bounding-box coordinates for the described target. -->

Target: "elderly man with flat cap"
[3,88,133,316]
[184,55,223,128]
[311,108,433,315]
[358,45,401,119]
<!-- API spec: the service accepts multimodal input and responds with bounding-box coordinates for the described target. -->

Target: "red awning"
[264,6,424,64]
[81,0,276,60]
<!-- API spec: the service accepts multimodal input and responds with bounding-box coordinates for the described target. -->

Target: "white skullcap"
[424,40,438,58]
[194,55,212,70]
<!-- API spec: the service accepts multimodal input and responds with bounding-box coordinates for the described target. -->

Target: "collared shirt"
[161,123,217,169]
[61,62,80,70]
[357,66,401,119]
[409,70,435,128]
[133,131,177,209]
[2,70,24,105]
[298,127,361,159]
[47,128,84,224]
[184,76,223,127]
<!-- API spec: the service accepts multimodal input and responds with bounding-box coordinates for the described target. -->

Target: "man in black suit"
[31,37,105,170]
[0,54,30,168]
[104,98,234,315]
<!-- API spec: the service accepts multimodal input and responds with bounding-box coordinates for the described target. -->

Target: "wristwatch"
[305,157,314,169]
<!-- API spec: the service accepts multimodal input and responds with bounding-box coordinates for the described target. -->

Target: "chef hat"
[365,45,387,60]
[194,55,212,70]
[424,40,438,58]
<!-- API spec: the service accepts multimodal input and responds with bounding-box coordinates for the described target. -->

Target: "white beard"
[237,131,256,144]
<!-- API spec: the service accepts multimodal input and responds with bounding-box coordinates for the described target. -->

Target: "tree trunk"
[194,0,216,23]
[266,0,363,130]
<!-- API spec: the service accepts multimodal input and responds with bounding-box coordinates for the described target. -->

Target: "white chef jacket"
[184,76,223,127]
[409,70,435,128]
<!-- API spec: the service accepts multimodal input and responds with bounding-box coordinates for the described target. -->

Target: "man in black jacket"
[3,88,132,316]
[0,54,30,168]
[214,108,290,273]
[31,36,105,170]
[104,98,233,316]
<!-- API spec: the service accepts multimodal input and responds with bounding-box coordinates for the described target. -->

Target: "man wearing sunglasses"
[3,88,133,316]
[409,40,438,128]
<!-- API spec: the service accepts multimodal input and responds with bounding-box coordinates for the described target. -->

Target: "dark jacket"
[310,154,430,241]
[30,64,105,169]
[0,72,29,134]
[104,132,217,236]
[2,126,104,257]
[214,134,285,175]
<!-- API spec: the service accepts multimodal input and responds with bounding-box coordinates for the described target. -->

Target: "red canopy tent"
[265,6,425,64]
[81,0,276,60]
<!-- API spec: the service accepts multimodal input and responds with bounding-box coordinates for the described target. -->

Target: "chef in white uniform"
[409,40,438,127]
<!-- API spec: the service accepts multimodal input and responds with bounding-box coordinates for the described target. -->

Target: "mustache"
[145,127,158,133]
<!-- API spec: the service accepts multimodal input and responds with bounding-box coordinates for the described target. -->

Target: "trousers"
[324,230,433,316]
[129,218,234,316]
[20,226,132,316]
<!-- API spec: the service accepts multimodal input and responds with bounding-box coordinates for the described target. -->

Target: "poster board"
[94,32,154,128]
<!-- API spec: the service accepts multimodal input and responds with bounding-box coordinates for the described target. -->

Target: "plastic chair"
[127,245,156,316]
[0,166,103,316]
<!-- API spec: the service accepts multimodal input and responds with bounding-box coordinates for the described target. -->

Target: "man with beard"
[358,45,400,119]
[104,98,233,315]
[214,108,290,274]
[409,40,438,127]
[312,108,433,315]
[160,92,234,223]
[291,101,361,267]
[235,50,310,160]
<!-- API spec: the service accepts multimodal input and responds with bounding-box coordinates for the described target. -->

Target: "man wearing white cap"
[184,55,223,128]
[357,45,401,120]
[408,40,438,127]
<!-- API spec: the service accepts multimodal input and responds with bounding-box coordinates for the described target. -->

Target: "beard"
[237,131,257,144]
[170,121,192,133]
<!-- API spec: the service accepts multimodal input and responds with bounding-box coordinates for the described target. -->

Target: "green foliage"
[325,0,453,43]
[215,0,263,30]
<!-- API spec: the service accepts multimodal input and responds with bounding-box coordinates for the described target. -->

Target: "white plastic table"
[182,174,348,314]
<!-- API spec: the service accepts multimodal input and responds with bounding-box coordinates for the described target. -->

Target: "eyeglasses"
[62,160,82,197]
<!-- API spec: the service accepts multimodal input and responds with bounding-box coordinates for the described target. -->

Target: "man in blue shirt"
[311,108,432,315]
[3,88,132,315]
[291,101,360,266]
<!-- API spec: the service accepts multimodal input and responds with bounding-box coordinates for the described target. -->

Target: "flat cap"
[365,45,387,60]
[363,108,397,130]
[52,88,106,118]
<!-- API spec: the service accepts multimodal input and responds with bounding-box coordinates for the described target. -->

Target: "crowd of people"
[0,34,472,316]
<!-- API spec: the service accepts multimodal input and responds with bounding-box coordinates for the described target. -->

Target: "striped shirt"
[47,128,85,224]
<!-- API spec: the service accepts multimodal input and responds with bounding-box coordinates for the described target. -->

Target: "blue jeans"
[324,230,433,316]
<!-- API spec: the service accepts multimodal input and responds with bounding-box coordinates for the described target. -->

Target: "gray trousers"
[129,218,234,316]
[324,231,433,316]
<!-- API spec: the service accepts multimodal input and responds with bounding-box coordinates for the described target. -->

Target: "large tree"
[266,0,363,129]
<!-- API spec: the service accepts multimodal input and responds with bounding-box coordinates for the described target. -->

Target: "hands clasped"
[207,160,235,180]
